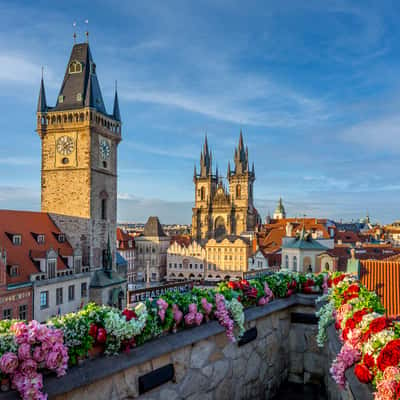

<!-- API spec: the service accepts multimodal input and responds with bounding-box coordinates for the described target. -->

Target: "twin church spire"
[194,130,255,181]
[37,42,121,122]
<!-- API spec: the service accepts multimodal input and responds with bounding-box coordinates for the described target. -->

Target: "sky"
[0,0,400,224]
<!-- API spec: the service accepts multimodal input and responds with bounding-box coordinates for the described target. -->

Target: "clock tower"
[36,40,124,287]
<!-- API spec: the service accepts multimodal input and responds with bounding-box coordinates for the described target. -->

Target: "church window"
[69,61,82,74]
[200,187,205,200]
[101,198,107,220]
[236,185,241,198]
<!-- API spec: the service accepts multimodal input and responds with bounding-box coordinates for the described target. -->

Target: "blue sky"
[0,0,400,224]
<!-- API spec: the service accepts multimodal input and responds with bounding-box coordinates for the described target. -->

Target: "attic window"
[9,265,19,277]
[37,234,45,244]
[58,95,64,104]
[76,93,82,101]
[69,60,82,74]
[12,235,22,246]
[58,234,66,243]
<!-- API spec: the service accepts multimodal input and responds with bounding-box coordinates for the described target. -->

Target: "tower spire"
[37,71,47,113]
[227,161,231,179]
[113,80,121,121]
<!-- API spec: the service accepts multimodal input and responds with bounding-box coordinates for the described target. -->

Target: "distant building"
[281,227,334,273]
[248,247,269,271]
[116,228,135,283]
[273,198,286,220]
[0,210,91,322]
[167,238,206,281]
[134,217,170,282]
[191,132,260,241]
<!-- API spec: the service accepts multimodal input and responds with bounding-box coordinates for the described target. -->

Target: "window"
[194,264,198,269]
[81,282,87,298]
[236,184,241,198]
[12,235,22,245]
[101,199,107,220]
[285,255,289,269]
[76,93,82,101]
[37,234,45,244]
[56,288,63,305]
[74,257,82,274]
[58,234,66,243]
[151,272,157,281]
[69,61,82,74]
[9,265,19,277]
[3,309,11,319]
[168,263,172,269]
[68,285,75,301]
[47,259,56,279]
[40,291,49,309]
[58,95,64,103]
[19,305,27,320]
[200,264,203,269]
[293,256,297,271]
[189,264,192,269]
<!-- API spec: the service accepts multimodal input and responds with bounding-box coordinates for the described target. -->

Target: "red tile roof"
[335,230,364,244]
[116,228,134,250]
[0,210,73,285]
[170,235,192,248]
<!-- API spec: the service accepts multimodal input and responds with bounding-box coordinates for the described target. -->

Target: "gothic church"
[192,132,261,240]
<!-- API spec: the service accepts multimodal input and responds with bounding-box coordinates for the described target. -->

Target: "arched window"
[293,256,297,271]
[236,184,241,198]
[285,254,289,268]
[100,191,109,220]
[200,187,205,201]
[69,61,82,74]
[324,262,330,271]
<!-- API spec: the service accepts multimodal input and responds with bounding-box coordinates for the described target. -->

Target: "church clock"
[56,136,74,155]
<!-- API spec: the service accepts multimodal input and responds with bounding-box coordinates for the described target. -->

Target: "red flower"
[122,309,137,322]
[345,318,356,330]
[377,339,400,371]
[227,281,238,290]
[286,289,294,297]
[369,317,391,334]
[239,279,249,290]
[304,279,315,287]
[352,308,371,324]
[245,287,258,299]
[342,327,350,341]
[334,321,341,330]
[237,296,242,302]
[96,328,107,344]
[303,287,313,294]
[395,382,400,398]
[363,353,375,370]
[354,363,373,383]
[332,274,346,286]
[347,284,360,293]
[88,323,98,339]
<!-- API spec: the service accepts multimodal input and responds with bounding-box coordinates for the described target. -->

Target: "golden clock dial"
[56,136,74,156]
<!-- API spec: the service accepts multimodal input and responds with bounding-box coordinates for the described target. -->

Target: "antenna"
[84,19,89,42]
[73,21,77,43]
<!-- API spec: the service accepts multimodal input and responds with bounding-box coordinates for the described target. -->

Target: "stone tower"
[228,131,257,234]
[191,131,259,240]
[36,41,122,274]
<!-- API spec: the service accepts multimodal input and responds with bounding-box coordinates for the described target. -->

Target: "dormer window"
[37,234,45,244]
[8,265,19,277]
[58,234,66,243]
[12,235,22,246]
[47,258,57,279]
[58,95,64,103]
[76,93,82,101]
[69,60,82,74]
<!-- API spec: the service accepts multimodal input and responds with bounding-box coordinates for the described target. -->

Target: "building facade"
[167,239,206,281]
[36,40,126,307]
[116,228,135,283]
[191,132,260,240]
[134,217,170,283]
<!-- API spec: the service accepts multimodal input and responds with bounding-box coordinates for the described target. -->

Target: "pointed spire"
[112,80,121,121]
[227,161,231,179]
[37,72,47,113]
[251,161,255,176]
[216,164,219,182]
[193,164,197,179]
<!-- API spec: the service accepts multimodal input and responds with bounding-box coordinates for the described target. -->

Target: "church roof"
[37,77,47,113]
[90,269,126,288]
[143,216,167,237]
[53,42,107,114]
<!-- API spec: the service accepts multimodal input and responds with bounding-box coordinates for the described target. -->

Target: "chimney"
[286,222,293,237]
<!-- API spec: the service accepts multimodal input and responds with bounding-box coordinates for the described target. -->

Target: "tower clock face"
[56,136,74,155]
[100,139,111,160]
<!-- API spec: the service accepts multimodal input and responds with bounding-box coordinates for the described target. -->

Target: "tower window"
[69,60,82,74]
[101,198,107,220]
[58,95,64,103]
[76,93,82,101]
[12,235,22,246]
[236,185,241,198]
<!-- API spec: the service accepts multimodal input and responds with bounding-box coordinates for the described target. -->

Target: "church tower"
[191,136,217,240]
[228,131,257,234]
[36,41,122,276]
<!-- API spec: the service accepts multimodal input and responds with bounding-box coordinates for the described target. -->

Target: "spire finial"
[84,19,89,43]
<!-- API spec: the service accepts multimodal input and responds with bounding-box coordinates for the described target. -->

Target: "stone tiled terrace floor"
[273,382,327,400]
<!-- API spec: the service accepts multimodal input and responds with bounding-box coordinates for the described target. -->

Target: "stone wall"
[0,295,374,400]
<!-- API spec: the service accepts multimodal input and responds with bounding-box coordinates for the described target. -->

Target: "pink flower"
[45,351,62,371]
[201,298,212,315]
[0,352,18,374]
[375,378,397,400]
[184,313,195,325]
[195,312,203,326]
[156,298,168,310]
[158,309,166,322]
[258,297,267,306]
[33,346,46,363]
[173,309,183,325]
[188,303,197,314]
[19,359,38,378]
[330,343,360,388]
[383,366,400,381]
[18,343,31,360]
[214,294,235,342]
